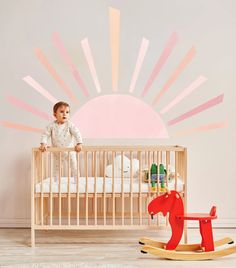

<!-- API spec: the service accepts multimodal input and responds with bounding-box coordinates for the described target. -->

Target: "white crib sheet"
[35,177,184,194]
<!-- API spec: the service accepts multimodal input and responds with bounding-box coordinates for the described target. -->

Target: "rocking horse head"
[148,190,184,219]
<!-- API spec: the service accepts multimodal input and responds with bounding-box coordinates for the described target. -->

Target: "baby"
[39,101,82,182]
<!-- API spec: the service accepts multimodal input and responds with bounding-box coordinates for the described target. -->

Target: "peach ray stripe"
[23,76,58,104]
[6,95,53,121]
[35,48,79,103]
[171,122,226,137]
[168,94,224,126]
[0,121,43,133]
[160,75,207,114]
[129,38,149,93]
[52,33,89,97]
[141,32,178,97]
[109,7,120,92]
[152,46,196,105]
[81,38,101,93]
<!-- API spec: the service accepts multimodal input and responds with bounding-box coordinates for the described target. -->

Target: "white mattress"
[35,177,184,194]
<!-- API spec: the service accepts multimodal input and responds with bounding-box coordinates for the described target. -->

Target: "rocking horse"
[139,190,236,260]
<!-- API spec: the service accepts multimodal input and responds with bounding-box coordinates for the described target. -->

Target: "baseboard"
[0,219,30,228]
[0,218,236,228]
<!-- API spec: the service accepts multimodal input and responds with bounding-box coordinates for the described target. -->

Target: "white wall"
[0,0,236,227]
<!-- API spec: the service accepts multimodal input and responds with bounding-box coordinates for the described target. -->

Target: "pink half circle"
[71,94,169,139]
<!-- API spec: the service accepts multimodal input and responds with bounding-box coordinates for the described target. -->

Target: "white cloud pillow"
[105,155,139,178]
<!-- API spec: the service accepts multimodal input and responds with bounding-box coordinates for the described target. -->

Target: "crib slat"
[138,151,142,225]
[40,153,44,226]
[76,152,80,226]
[166,151,170,227]
[130,151,133,225]
[68,152,71,226]
[148,151,151,226]
[103,151,106,225]
[59,152,62,226]
[175,151,178,191]
[85,151,88,225]
[156,151,160,226]
[49,152,53,226]
[121,151,124,226]
[112,151,115,226]
[94,151,97,226]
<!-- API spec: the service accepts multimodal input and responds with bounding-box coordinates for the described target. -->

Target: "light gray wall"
[0,0,236,226]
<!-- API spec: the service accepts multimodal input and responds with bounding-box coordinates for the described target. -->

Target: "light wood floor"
[0,228,236,267]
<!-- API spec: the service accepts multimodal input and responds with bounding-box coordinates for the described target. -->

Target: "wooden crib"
[31,145,187,246]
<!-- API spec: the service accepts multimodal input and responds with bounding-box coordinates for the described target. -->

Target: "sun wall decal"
[0,7,225,139]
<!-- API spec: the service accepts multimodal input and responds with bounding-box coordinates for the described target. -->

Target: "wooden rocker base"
[140,243,236,260]
[139,237,234,251]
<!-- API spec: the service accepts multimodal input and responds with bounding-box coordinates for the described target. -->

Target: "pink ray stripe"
[52,33,89,97]
[23,76,58,104]
[0,121,43,133]
[141,32,178,97]
[109,7,120,92]
[6,95,53,121]
[35,48,79,103]
[168,94,224,126]
[171,122,226,137]
[81,38,101,93]
[129,38,149,93]
[152,46,196,105]
[160,76,207,114]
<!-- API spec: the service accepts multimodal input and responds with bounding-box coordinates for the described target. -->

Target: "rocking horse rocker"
[139,190,236,260]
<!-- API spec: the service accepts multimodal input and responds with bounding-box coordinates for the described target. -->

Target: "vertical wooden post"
[31,149,35,247]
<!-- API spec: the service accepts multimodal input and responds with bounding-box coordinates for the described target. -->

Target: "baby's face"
[54,105,70,124]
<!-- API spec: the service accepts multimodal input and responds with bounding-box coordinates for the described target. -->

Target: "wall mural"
[1,7,225,139]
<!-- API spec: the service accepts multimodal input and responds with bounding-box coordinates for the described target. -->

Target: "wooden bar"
[121,151,124,226]
[103,151,106,225]
[94,151,97,226]
[148,151,151,226]
[40,152,43,226]
[85,151,88,225]
[130,151,133,225]
[67,152,71,226]
[49,152,53,226]
[112,151,115,226]
[138,151,142,225]
[59,152,62,226]
[76,152,80,226]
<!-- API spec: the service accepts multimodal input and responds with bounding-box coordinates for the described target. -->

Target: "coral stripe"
[129,38,149,93]
[153,47,196,105]
[172,122,226,137]
[168,94,224,126]
[35,48,79,103]
[109,7,120,92]
[160,76,207,114]
[141,32,178,97]
[23,76,58,104]
[6,95,53,121]
[52,33,89,97]
[81,38,101,93]
[0,121,43,133]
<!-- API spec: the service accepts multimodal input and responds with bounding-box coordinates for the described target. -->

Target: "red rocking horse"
[139,190,236,260]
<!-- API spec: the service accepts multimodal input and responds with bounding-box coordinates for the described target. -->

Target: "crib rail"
[31,145,187,246]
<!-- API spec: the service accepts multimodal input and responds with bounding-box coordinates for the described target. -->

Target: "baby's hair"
[53,101,70,114]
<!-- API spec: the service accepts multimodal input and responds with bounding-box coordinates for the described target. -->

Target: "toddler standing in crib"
[39,101,82,182]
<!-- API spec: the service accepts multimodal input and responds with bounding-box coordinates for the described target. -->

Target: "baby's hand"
[75,144,82,152]
[39,143,47,152]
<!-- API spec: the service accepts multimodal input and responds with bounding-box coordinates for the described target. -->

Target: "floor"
[0,228,236,267]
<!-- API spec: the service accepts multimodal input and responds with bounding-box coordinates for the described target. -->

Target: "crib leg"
[31,228,35,247]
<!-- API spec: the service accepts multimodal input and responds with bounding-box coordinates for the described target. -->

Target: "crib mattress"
[35,177,184,194]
